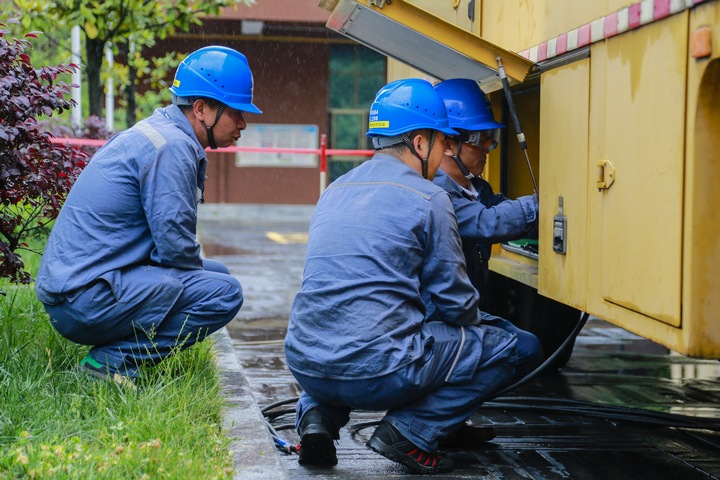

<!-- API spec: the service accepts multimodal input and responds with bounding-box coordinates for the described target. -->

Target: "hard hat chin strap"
[201,104,226,150]
[401,131,436,179]
[451,142,475,181]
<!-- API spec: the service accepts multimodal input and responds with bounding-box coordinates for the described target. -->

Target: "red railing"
[50,133,374,194]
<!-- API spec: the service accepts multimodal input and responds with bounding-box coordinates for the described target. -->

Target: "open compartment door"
[324,0,535,92]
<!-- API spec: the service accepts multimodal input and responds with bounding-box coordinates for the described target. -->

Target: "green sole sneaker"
[79,354,136,390]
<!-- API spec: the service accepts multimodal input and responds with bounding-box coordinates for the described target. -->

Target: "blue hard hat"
[170,46,262,114]
[434,78,504,131]
[367,78,458,138]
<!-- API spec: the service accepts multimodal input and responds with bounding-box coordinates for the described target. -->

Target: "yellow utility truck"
[319,0,720,361]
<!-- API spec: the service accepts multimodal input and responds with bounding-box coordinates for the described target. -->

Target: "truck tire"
[482,271,582,371]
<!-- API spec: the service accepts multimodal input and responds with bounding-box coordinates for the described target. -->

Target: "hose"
[493,311,589,398]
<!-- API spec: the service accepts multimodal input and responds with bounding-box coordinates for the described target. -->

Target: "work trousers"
[40,259,242,377]
[293,320,541,453]
[478,312,544,378]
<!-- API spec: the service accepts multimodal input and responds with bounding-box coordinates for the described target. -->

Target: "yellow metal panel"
[503,88,540,200]
[386,62,436,84]
[325,0,534,88]
[536,60,591,311]
[588,15,687,329]
[407,0,475,33]
[481,88,538,206]
[682,3,720,358]
[485,85,540,289]
[384,1,482,81]
[481,0,612,52]
[584,42,679,353]
[483,90,538,197]
[488,244,538,288]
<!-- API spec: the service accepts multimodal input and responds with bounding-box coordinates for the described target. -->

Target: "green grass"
[0,280,234,479]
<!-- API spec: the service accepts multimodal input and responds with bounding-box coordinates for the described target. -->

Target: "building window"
[328,44,386,180]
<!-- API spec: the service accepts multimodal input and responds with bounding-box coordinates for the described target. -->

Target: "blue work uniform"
[430,169,543,378]
[433,168,537,299]
[284,153,519,452]
[35,104,243,378]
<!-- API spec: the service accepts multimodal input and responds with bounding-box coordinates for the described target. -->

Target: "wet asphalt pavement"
[198,204,720,480]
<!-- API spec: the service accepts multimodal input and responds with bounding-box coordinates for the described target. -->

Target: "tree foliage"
[0,19,88,283]
[14,0,256,121]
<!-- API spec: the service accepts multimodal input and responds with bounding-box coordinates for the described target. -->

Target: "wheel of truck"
[482,271,582,371]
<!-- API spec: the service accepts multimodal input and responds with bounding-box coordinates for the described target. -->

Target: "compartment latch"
[553,195,567,255]
[597,159,616,190]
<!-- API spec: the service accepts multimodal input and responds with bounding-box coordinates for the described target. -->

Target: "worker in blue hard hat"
[430,77,544,382]
[36,46,262,388]
[433,78,538,302]
[284,78,521,475]
[364,77,458,179]
[170,45,261,149]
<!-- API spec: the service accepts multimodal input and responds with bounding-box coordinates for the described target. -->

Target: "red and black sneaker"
[366,420,454,475]
[297,409,338,467]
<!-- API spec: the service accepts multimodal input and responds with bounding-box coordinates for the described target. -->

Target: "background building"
[150,0,386,204]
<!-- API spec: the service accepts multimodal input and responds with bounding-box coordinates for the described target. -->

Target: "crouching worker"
[284,79,522,474]
[35,46,262,387]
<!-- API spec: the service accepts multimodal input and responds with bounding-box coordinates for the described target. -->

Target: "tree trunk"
[125,62,138,127]
[85,37,106,118]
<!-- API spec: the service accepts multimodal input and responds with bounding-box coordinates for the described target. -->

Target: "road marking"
[266,232,308,244]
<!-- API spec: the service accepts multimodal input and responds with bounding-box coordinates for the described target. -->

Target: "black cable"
[263,408,296,420]
[272,423,297,432]
[347,400,720,434]
[492,311,590,398]
[482,402,720,430]
[260,397,299,414]
[491,396,720,426]
[347,420,380,433]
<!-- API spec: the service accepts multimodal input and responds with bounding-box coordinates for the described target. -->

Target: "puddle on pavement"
[227,316,288,343]
[574,323,720,381]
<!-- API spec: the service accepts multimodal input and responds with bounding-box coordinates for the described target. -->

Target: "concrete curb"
[211,327,290,480]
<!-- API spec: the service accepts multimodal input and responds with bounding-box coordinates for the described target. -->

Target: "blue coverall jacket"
[284,153,518,451]
[428,169,544,381]
[35,105,242,377]
[433,169,537,298]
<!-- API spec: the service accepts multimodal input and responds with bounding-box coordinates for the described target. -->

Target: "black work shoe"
[297,409,338,467]
[366,421,454,475]
[438,422,496,448]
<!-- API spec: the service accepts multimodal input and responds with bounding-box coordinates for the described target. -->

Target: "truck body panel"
[320,0,720,358]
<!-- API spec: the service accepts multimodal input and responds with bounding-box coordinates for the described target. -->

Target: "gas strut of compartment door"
[496,56,539,196]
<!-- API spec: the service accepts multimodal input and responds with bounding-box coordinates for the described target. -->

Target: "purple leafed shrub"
[0,19,89,284]
[38,114,113,158]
